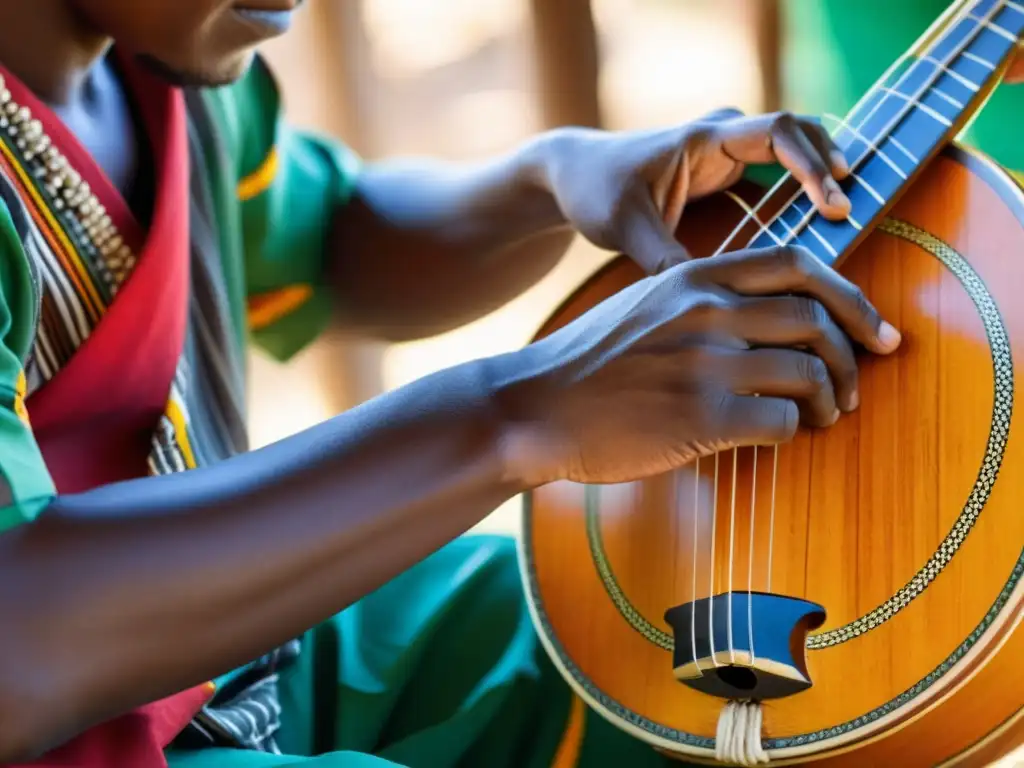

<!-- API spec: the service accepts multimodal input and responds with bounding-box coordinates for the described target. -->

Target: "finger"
[728,297,859,413]
[694,245,901,357]
[1007,49,1024,84]
[801,119,850,180]
[620,191,692,274]
[714,112,851,220]
[722,347,839,426]
[718,393,799,447]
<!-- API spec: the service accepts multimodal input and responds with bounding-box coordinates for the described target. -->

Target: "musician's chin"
[133,50,257,89]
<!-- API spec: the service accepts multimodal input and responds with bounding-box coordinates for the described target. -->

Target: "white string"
[966,13,1018,42]
[921,54,982,92]
[728,0,1005,256]
[747,445,758,663]
[690,457,701,676]
[724,0,1008,607]
[877,86,953,127]
[708,452,720,667]
[820,112,912,177]
[715,701,770,765]
[702,7,1010,763]
[727,449,738,662]
[767,448,778,593]
[717,192,789,670]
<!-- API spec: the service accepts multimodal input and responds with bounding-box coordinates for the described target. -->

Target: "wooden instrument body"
[520,145,1024,766]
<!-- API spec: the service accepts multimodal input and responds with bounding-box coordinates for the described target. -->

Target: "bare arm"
[0,359,523,761]
[328,134,575,341]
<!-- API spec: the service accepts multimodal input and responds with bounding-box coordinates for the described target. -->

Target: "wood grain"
[521,147,1024,765]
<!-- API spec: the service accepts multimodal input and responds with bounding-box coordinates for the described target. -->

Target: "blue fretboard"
[740,0,1024,267]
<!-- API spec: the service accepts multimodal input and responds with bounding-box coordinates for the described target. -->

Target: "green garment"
[0,53,691,766]
[165,535,684,768]
[780,0,1024,172]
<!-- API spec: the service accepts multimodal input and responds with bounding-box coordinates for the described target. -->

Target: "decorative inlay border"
[522,217,1021,751]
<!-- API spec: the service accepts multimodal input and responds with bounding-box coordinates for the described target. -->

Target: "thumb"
[620,191,692,274]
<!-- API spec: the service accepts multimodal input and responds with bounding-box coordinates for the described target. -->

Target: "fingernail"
[823,177,850,210]
[831,150,850,177]
[877,321,902,352]
[848,389,859,411]
[831,408,841,425]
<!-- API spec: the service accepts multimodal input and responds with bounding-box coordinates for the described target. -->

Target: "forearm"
[0,359,524,761]
[329,132,575,340]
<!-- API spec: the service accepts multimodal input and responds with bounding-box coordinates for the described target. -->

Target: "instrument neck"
[733,0,1023,268]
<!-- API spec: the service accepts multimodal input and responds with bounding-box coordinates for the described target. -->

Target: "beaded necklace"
[0,71,136,296]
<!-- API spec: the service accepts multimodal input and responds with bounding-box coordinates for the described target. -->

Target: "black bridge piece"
[663,592,826,701]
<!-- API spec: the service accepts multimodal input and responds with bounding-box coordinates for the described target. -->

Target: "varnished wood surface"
[522,147,1024,766]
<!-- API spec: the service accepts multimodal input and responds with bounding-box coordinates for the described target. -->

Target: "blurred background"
[249,0,778,533]
[247,5,1020,763]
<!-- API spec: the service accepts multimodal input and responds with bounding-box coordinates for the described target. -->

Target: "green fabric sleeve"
[206,56,362,362]
[0,201,56,531]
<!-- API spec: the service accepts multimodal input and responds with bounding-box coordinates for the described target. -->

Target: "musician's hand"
[1006,48,1024,84]
[541,110,851,274]
[497,245,901,486]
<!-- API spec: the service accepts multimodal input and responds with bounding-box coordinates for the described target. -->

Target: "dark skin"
[0,1,1019,761]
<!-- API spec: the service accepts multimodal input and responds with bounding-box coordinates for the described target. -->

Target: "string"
[727,449,738,663]
[690,457,701,676]
[747,445,758,664]
[714,0,1010,611]
[685,0,1009,688]
[716,191,787,670]
[737,0,1006,254]
[708,452,720,667]
[767,447,777,593]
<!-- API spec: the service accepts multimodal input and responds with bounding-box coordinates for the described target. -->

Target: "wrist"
[480,345,570,490]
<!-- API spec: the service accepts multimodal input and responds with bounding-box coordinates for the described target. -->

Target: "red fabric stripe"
[9,57,206,767]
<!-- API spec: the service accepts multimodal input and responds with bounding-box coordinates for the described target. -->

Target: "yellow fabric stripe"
[237,147,279,202]
[1010,169,1024,189]
[13,370,28,427]
[550,695,586,768]
[165,397,197,470]
[247,284,313,331]
[0,140,104,318]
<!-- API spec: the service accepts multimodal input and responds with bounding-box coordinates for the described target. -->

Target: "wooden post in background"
[258,0,385,420]
[754,0,783,112]
[528,0,604,128]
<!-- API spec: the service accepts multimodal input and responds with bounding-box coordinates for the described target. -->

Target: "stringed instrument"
[519,1,1024,765]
